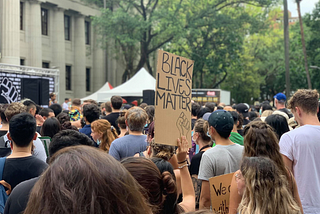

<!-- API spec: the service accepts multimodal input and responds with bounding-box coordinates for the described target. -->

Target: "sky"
[287,0,318,17]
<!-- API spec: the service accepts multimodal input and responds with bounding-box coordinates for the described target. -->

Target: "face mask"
[97,139,101,146]
[259,108,262,115]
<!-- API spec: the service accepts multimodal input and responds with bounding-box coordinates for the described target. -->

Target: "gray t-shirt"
[198,144,243,181]
[109,135,148,161]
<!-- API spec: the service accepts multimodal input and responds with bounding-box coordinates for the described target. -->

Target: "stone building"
[0,0,123,103]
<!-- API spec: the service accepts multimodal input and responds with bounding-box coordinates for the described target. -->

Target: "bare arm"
[177,136,195,212]
[169,154,179,169]
[282,154,293,172]
[199,180,210,209]
[229,170,242,214]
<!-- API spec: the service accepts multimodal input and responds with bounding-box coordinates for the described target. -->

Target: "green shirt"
[229,131,244,146]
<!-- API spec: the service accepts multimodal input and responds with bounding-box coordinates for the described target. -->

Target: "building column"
[92,28,106,92]
[0,0,20,65]
[27,0,42,67]
[73,14,86,98]
[52,7,65,103]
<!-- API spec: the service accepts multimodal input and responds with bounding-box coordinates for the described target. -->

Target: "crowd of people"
[0,89,318,214]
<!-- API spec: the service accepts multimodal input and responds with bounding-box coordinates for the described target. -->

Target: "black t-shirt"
[0,130,7,138]
[278,108,293,118]
[101,112,120,134]
[4,177,39,214]
[3,156,47,190]
[189,145,211,176]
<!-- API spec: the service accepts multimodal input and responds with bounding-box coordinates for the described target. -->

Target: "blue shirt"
[109,135,148,161]
[79,124,97,147]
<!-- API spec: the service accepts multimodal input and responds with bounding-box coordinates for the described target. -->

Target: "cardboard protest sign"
[154,50,194,146]
[209,173,235,214]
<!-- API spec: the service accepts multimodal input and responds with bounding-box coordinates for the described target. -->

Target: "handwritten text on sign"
[154,50,193,146]
[209,173,234,214]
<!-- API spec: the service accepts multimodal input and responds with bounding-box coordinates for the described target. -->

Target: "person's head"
[125,107,148,132]
[22,100,37,116]
[83,99,98,106]
[229,111,240,128]
[24,146,151,214]
[49,103,62,117]
[274,92,286,107]
[147,121,154,143]
[205,102,216,112]
[49,92,56,101]
[5,102,27,122]
[140,103,148,109]
[72,98,81,107]
[56,112,70,124]
[148,139,175,161]
[8,113,36,148]
[193,119,211,144]
[261,103,273,113]
[105,101,112,114]
[243,121,287,177]
[91,119,118,152]
[192,102,201,117]
[237,157,301,214]
[82,104,100,124]
[249,111,258,121]
[117,112,127,130]
[236,103,250,119]
[261,110,273,118]
[121,157,176,214]
[145,105,155,124]
[197,107,211,119]
[0,104,9,124]
[288,89,319,125]
[208,110,233,139]
[111,96,123,110]
[39,108,55,120]
[64,98,69,103]
[265,114,290,140]
[40,117,61,139]
[48,130,94,157]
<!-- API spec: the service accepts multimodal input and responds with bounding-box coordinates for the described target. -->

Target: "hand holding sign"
[176,112,190,137]
[0,78,18,103]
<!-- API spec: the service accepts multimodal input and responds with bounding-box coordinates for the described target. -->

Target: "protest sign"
[154,50,194,146]
[209,173,235,214]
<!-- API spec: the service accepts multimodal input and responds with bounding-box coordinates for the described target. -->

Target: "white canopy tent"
[81,82,113,101]
[97,68,156,102]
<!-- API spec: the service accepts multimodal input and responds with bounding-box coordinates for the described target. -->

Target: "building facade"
[0,0,123,103]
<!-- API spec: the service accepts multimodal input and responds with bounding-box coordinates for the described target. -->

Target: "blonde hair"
[91,119,118,152]
[238,157,301,214]
[5,102,26,122]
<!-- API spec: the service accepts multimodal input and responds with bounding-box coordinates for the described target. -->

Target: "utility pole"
[284,0,291,98]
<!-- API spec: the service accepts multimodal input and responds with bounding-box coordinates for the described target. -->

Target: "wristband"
[178,164,188,169]
[178,159,187,164]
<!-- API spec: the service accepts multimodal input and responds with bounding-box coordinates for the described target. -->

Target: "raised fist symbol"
[176,112,190,137]
[0,78,18,104]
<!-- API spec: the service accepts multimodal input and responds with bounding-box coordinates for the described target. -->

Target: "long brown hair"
[91,119,118,152]
[238,157,301,214]
[121,157,177,214]
[24,146,151,214]
[243,121,288,180]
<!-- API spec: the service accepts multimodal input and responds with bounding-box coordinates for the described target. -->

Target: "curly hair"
[238,157,301,214]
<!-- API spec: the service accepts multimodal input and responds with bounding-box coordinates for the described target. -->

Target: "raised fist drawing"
[0,78,18,104]
[176,112,190,137]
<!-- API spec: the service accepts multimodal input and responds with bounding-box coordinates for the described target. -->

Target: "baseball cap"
[274,93,286,101]
[208,110,233,138]
[236,103,249,118]
[203,112,211,121]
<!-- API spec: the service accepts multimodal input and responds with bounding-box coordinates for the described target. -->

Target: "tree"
[296,0,312,89]
[83,0,277,82]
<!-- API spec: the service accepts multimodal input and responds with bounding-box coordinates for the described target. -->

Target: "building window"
[20,2,24,30]
[42,62,50,68]
[66,66,71,90]
[64,15,70,40]
[41,8,48,35]
[20,59,25,66]
[86,68,91,92]
[85,21,90,45]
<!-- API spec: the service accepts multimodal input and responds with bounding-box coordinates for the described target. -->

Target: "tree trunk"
[297,0,312,89]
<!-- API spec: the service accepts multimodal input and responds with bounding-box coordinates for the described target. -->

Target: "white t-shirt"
[62,102,69,110]
[280,125,320,214]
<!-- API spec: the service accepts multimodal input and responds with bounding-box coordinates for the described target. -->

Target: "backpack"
[0,137,11,158]
[0,157,11,214]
